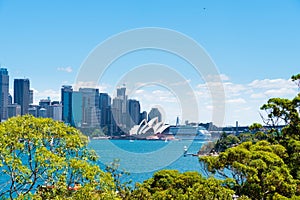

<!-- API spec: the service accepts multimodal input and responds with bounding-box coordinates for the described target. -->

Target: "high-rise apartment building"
[14,79,30,115]
[0,68,9,121]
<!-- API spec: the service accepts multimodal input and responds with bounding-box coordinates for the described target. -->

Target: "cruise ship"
[168,125,211,140]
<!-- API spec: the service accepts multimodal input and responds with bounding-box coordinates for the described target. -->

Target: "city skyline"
[0,1,299,125]
[0,67,166,136]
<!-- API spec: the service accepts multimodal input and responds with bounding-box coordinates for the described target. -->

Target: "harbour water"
[89,139,208,185]
[0,139,208,196]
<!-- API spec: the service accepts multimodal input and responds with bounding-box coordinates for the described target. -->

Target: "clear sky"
[0,0,299,126]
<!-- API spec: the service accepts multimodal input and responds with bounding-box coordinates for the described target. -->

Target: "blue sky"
[0,0,299,126]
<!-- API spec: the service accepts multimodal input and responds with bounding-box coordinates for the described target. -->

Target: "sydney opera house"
[129,117,170,139]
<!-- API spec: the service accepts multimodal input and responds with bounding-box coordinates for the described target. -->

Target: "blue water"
[0,139,207,196]
[88,139,207,185]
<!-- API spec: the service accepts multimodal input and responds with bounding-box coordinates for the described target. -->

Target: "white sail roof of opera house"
[129,117,170,135]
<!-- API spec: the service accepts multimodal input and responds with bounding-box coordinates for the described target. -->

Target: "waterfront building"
[0,68,9,121]
[79,88,100,128]
[28,105,39,117]
[14,79,30,115]
[29,89,34,104]
[61,85,73,125]
[128,99,141,128]
[8,93,12,105]
[99,93,111,126]
[50,103,62,121]
[140,111,147,122]
[39,108,47,118]
[72,91,82,127]
[148,107,162,122]
[7,104,21,118]
[99,93,112,133]
[117,86,126,100]
[111,85,129,133]
[51,101,60,105]
[39,98,51,118]
[129,117,170,138]
[112,98,123,130]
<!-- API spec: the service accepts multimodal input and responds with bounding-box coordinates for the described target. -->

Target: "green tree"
[129,170,235,200]
[0,115,118,199]
[214,133,240,152]
[291,74,300,89]
[249,123,263,133]
[105,159,132,199]
[198,141,216,155]
[200,141,297,199]
[260,74,300,181]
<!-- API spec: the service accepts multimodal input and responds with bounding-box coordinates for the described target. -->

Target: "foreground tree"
[260,74,300,181]
[200,141,297,199]
[214,133,240,152]
[129,170,235,200]
[0,115,118,199]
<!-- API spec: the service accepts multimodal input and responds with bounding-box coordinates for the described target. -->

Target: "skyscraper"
[14,79,30,115]
[0,68,9,121]
[99,93,111,127]
[7,104,21,118]
[61,85,73,125]
[148,107,162,122]
[112,85,128,132]
[39,99,51,118]
[8,93,12,105]
[72,91,82,127]
[140,111,147,122]
[29,89,34,104]
[117,86,126,99]
[51,103,62,121]
[79,88,100,128]
[128,99,140,128]
[112,98,123,131]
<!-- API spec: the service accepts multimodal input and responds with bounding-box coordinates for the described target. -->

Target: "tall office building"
[29,89,34,104]
[8,93,12,105]
[117,86,126,99]
[140,111,147,122]
[99,93,111,127]
[79,88,100,128]
[111,85,128,133]
[128,99,140,128]
[148,107,162,122]
[39,99,51,118]
[61,85,73,125]
[0,68,9,121]
[7,104,21,118]
[72,91,82,127]
[14,79,30,115]
[50,103,62,121]
[111,98,122,133]
[28,105,39,117]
